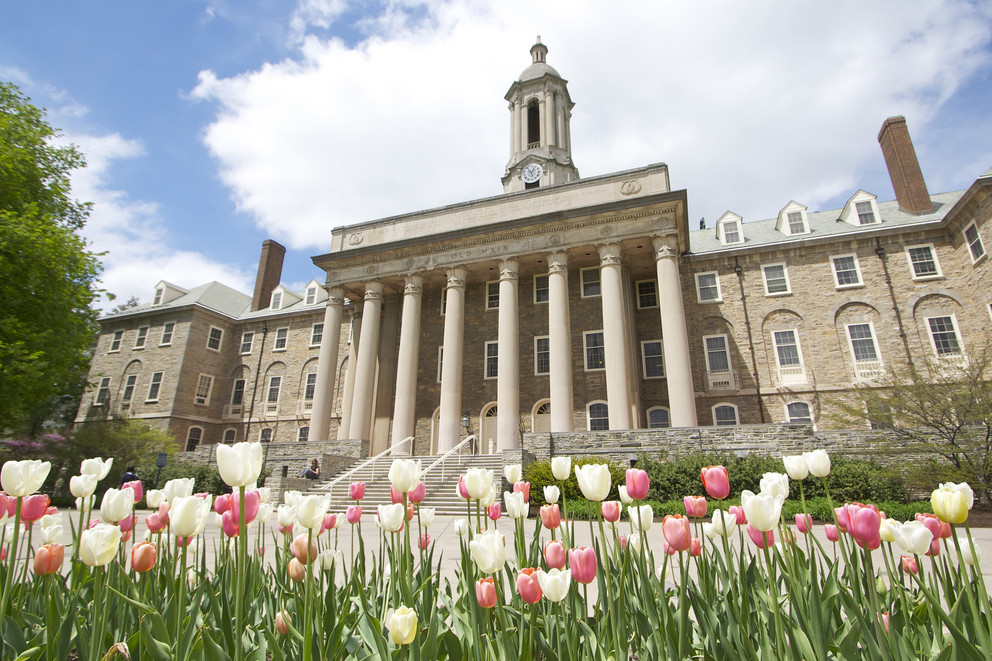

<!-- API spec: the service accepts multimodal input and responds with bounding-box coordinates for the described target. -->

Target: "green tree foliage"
[0,81,101,435]
[523,456,627,503]
[65,419,176,493]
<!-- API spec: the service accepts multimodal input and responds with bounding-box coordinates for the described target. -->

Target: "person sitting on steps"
[299,458,320,480]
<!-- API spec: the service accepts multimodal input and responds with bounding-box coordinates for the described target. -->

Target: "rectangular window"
[304,373,317,401]
[787,211,806,234]
[721,220,742,244]
[714,405,739,426]
[484,341,499,379]
[146,372,163,402]
[310,323,323,347]
[194,374,214,405]
[153,287,164,305]
[831,255,862,288]
[533,274,549,304]
[259,428,272,443]
[298,427,309,442]
[534,336,550,375]
[773,330,802,367]
[207,326,223,351]
[266,376,281,404]
[271,291,282,310]
[239,331,254,354]
[94,377,111,406]
[273,327,288,351]
[856,201,877,225]
[907,245,941,279]
[134,327,148,349]
[704,335,730,372]
[847,323,879,362]
[636,280,658,309]
[641,340,664,378]
[440,291,447,316]
[964,222,986,263]
[588,402,609,431]
[436,346,443,383]
[927,316,962,356]
[160,322,175,346]
[695,272,721,302]
[584,331,605,371]
[581,268,601,298]
[121,374,137,403]
[762,264,791,295]
[787,402,813,423]
[109,330,123,352]
[231,379,245,407]
[486,281,500,310]
[305,286,317,305]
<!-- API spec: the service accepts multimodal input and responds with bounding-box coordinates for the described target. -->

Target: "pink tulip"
[45,506,57,516]
[747,525,775,549]
[120,529,132,543]
[0,547,6,561]
[221,511,240,537]
[662,514,691,552]
[926,538,941,556]
[662,541,678,556]
[88,519,101,529]
[517,568,543,604]
[569,547,598,584]
[214,493,233,515]
[119,516,134,532]
[834,506,850,533]
[700,465,730,500]
[232,490,261,525]
[287,558,305,582]
[488,503,502,522]
[0,494,9,516]
[407,504,415,521]
[825,524,840,542]
[619,536,628,550]
[476,577,497,608]
[728,505,747,525]
[349,482,366,500]
[457,475,470,500]
[683,496,707,518]
[408,482,426,504]
[176,536,193,548]
[145,512,167,533]
[419,534,430,550]
[625,469,650,501]
[390,486,404,504]
[321,513,338,534]
[290,533,318,564]
[882,612,890,635]
[795,513,812,534]
[915,513,951,539]
[601,501,621,523]
[540,504,561,530]
[346,505,362,524]
[278,522,294,535]
[544,540,566,570]
[157,503,171,525]
[21,494,50,523]
[848,503,881,549]
[901,555,919,575]
[690,538,702,557]
[33,543,64,576]
[123,480,143,504]
[131,542,156,573]
[275,610,291,635]
[513,481,530,503]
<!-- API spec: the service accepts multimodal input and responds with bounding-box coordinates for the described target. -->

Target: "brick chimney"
[251,240,286,311]
[877,116,933,214]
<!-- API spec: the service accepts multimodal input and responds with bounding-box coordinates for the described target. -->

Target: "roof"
[518,61,561,82]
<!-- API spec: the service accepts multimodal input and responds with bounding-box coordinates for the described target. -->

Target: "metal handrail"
[421,435,476,484]
[314,436,414,497]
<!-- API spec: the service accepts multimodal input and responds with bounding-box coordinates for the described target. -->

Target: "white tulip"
[618,485,633,505]
[464,469,494,500]
[318,548,344,571]
[741,490,784,532]
[453,518,469,536]
[939,482,975,511]
[480,486,497,508]
[170,496,210,538]
[69,474,98,499]
[388,459,422,493]
[536,568,571,602]
[419,508,436,528]
[145,489,165,508]
[957,535,982,566]
[256,503,274,524]
[504,464,522,484]
[544,485,560,504]
[255,487,272,504]
[75,495,94,513]
[277,505,296,527]
[574,464,611,502]
[880,518,900,543]
[893,520,933,556]
[296,495,331,530]
[162,478,195,502]
[378,503,406,533]
[709,509,737,538]
[283,490,302,507]
[41,524,63,545]
[627,532,642,552]
[504,491,527,519]
[80,457,113,481]
[216,442,264,488]
[100,488,134,524]
[759,473,790,500]
[702,523,716,540]
[803,450,831,478]
[629,504,654,532]
[551,457,572,481]
[782,455,809,481]
[80,523,121,567]
[469,529,506,574]
[1,459,51,497]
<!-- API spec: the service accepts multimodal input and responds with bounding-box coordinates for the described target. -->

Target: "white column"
[496,259,520,451]
[598,243,633,429]
[308,287,345,442]
[521,101,529,149]
[544,89,556,147]
[390,275,423,455]
[348,281,383,441]
[337,312,359,440]
[438,267,467,453]
[547,251,574,432]
[538,97,547,146]
[653,237,698,426]
[510,101,520,155]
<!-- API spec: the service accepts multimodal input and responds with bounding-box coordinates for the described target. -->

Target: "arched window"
[712,404,739,426]
[222,428,237,444]
[185,426,203,452]
[786,402,812,423]
[587,401,609,431]
[532,400,551,433]
[480,404,498,454]
[647,407,671,429]
[259,428,272,443]
[527,100,540,147]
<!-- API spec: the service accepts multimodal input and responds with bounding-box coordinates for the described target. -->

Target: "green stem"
[304,527,314,661]
[761,542,786,655]
[235,486,247,661]
[0,497,22,619]
[89,565,105,661]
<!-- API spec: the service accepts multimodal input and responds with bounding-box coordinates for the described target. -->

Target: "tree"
[0,82,102,436]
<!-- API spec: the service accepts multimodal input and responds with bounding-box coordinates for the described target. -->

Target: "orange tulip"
[33,543,64,576]
[131,541,157,573]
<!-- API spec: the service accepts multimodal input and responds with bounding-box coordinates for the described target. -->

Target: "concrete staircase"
[309,453,506,516]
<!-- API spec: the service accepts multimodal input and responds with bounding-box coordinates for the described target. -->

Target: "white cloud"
[192,0,992,246]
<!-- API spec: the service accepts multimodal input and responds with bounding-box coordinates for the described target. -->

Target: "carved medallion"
[620,179,642,196]
[348,232,365,246]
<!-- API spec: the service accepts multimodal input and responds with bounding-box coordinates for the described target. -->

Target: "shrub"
[524,456,626,504]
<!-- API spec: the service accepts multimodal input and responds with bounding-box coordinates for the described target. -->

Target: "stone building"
[76,40,992,458]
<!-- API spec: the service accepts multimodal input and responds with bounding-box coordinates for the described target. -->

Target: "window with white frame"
[120,374,137,404]
[266,376,282,406]
[926,316,963,356]
[762,264,791,295]
[207,326,223,351]
[153,287,164,305]
[440,290,447,316]
[534,336,550,375]
[719,218,743,245]
[230,379,245,411]
[298,426,309,442]
[581,267,601,297]
[703,335,730,373]
[223,429,237,444]
[270,291,283,310]
[185,427,202,452]
[486,281,500,310]
[134,327,148,349]
[310,323,323,347]
[259,428,272,443]
[773,330,802,368]
[964,222,986,263]
[436,346,443,383]
[587,401,609,431]
[94,377,111,406]
[194,374,214,405]
[534,274,549,304]
[273,327,288,351]
[636,280,658,309]
[160,322,175,346]
[647,407,671,429]
[856,201,877,225]
[305,285,318,306]
[906,245,941,279]
[583,331,605,371]
[695,272,721,303]
[786,402,812,423]
[109,330,123,353]
[303,373,317,403]
[846,323,880,363]
[484,341,498,379]
[146,372,163,402]
[786,211,807,235]
[240,331,254,354]
[831,255,863,288]
[641,340,664,378]
[713,404,739,426]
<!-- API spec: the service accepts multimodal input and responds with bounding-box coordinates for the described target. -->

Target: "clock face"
[521,163,543,184]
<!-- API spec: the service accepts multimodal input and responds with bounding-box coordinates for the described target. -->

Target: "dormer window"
[153,287,164,305]
[270,291,282,310]
[856,201,876,225]
[716,212,744,245]
[305,286,317,306]
[776,202,809,236]
[840,191,880,227]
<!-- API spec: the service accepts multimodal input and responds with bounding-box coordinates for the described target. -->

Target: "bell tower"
[502,38,579,193]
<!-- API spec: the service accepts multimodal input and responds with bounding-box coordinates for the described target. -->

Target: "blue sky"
[3,1,992,309]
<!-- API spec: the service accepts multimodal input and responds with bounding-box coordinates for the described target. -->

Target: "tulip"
[932,485,969,524]
[275,610,291,635]
[927,538,941,556]
[418,533,430,550]
[454,518,468,536]
[456,475,470,500]
[214,493,233,515]
[318,548,344,571]
[296,494,331,530]
[257,503,273,524]
[389,606,418,645]
[710,509,737,537]
[283,490,302,507]
[221,511,239,537]
[504,491,527,519]
[629,504,654,532]
[287,557,306,582]
[162,478,195,502]
[916,514,943,545]
[388,459,422,494]
[33,543,64,575]
[290,533,318,564]
[759,473,789,499]
[901,554,919,574]
[487,503,502,522]
[544,539,566,569]
[100,489,134,524]
[544,485,560,504]
[144,512,166,534]
[233,489,261,525]
[879,518,899,544]
[747,525,775,549]
[119,516,134,533]
[569,547,598,584]
[700,465,730,500]
[170,495,210,538]
[834,506,850,532]
[476,577,498,608]
[794,513,812,535]
[551,457,572,481]
[541,504,561,530]
[683,495,707,518]
[346,505,362,524]
[601,501,621,523]
[377,503,405,533]
[408,481,427,504]
[1,459,52,497]
[741,490,784,532]
[41,523,63,545]
[513,481,530,503]
[145,489,164,509]
[537,568,571,602]
[846,503,881,548]
[504,464,523,484]
[956,535,981,566]
[625,469,650,501]
[690,537,702,557]
[894,521,933,556]
[662,514,691,551]
[80,523,122,567]
[619,536,628,550]
[517,567,543,604]
[420,508,436,528]
[825,524,840,543]
[782,455,809,481]
[216,442,264,488]
[69,474,99,499]
[803,449,831,477]
[80,457,114,480]
[122,479,143,504]
[390,486,404,504]
[131,541,157,573]
[728,505,746,525]
[350,481,366,500]
[21,494,50,523]
[618,486,633,505]
[470,530,506,574]
[574,464,611,502]
[464,468,494,500]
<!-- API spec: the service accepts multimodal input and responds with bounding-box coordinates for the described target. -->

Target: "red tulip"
[131,541,157,573]
[287,557,305,582]
[517,568,542,604]
[513,481,531,503]
[390,486,404,504]
[901,555,919,574]
[795,513,812,534]
[825,524,840,542]
[683,496,707,518]
[476,577,497,608]
[568,547,598,584]
[488,503,502,522]
[728,505,747,525]
[662,514,691,552]
[540,504,561,530]
[290,533,318,564]
[275,610,291,635]
[346,505,362,524]
[221,511,239,537]
[349,482,365,500]
[690,538,702,557]
[747,525,775,549]
[700,466,730,500]
[408,482,426,504]
[601,501,621,523]
[21,494,50,523]
[123,480,143,504]
[419,533,430,550]
[33,543,64,576]
[544,540,566,570]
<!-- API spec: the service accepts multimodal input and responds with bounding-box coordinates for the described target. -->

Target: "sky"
[3,1,992,310]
